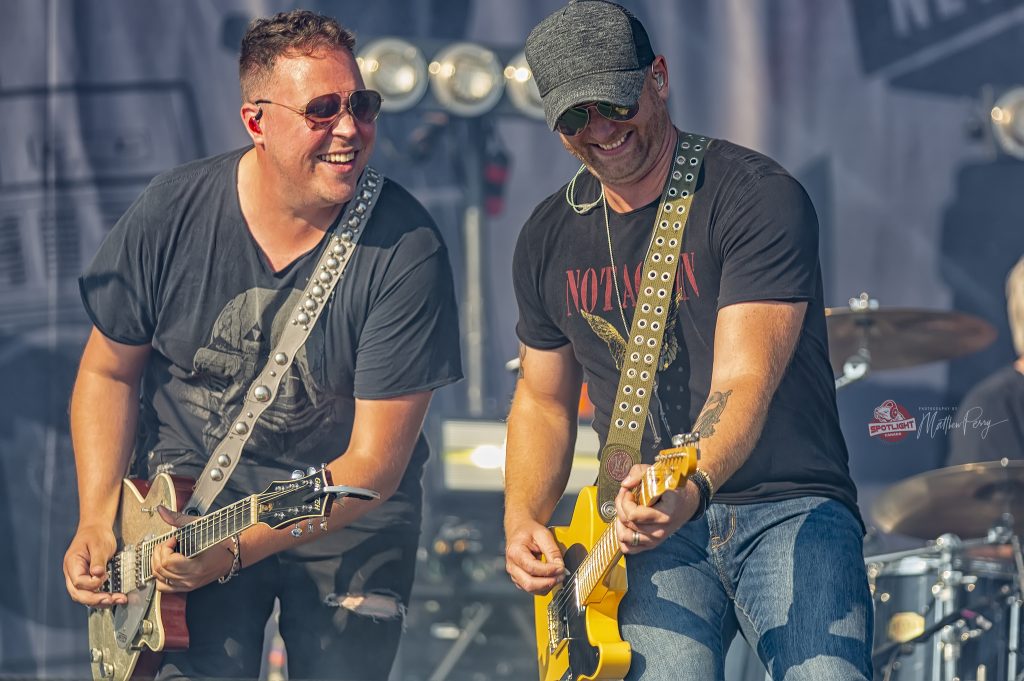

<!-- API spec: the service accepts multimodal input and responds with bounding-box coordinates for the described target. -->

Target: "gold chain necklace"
[602,195,631,333]
[602,194,660,335]
[602,193,666,446]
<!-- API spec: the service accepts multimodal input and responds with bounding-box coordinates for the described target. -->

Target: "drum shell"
[868,552,1020,681]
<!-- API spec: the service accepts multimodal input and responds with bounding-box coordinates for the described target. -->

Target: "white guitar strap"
[184,166,384,516]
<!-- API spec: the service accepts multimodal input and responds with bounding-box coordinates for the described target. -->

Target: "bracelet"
[688,468,715,522]
[218,534,242,584]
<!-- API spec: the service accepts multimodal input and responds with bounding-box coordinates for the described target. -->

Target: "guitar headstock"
[256,468,335,529]
[638,436,700,506]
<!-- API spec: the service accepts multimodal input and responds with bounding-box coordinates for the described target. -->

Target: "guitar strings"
[129,487,295,584]
[548,465,669,617]
[109,482,326,591]
[548,469,654,615]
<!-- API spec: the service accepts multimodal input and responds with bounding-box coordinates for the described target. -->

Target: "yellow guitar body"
[531,441,698,681]
[534,486,631,681]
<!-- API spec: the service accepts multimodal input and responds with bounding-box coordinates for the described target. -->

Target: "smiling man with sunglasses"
[504,2,871,680]
[63,10,462,681]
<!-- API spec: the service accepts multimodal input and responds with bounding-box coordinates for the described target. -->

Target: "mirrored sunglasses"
[254,90,382,130]
[555,101,640,137]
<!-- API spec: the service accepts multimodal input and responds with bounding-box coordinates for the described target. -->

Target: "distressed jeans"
[620,496,873,680]
[155,526,419,681]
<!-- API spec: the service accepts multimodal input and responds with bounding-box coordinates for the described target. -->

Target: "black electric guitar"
[86,468,377,681]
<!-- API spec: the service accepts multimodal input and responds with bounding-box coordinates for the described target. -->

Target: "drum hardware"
[826,292,996,390]
[869,538,1018,681]
[874,595,998,681]
[869,461,1024,680]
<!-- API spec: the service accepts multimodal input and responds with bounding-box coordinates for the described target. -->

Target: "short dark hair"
[239,10,357,100]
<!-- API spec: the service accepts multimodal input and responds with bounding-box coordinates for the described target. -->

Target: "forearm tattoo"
[693,390,732,439]
[517,343,527,380]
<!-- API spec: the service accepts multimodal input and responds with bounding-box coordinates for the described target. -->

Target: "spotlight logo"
[869,400,917,442]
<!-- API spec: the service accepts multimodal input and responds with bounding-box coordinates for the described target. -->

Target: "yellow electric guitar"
[534,439,698,681]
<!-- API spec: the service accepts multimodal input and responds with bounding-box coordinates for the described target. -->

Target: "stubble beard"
[563,104,671,189]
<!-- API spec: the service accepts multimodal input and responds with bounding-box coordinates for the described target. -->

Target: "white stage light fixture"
[357,38,428,112]
[428,42,505,117]
[504,51,544,120]
[992,87,1024,160]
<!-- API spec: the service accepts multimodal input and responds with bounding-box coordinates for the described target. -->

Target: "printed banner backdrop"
[2,0,1023,677]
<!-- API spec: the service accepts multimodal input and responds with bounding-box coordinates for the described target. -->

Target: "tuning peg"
[291,526,302,537]
[290,470,304,480]
[306,466,317,475]
[320,520,328,532]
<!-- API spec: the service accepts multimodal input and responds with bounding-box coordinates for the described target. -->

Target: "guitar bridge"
[546,597,566,653]
[105,554,122,594]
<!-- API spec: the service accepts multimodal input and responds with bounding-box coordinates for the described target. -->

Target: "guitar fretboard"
[573,466,663,608]
[106,495,257,593]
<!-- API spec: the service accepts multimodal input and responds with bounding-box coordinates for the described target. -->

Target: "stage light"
[991,87,1024,160]
[357,38,428,112]
[428,42,505,117]
[503,51,544,120]
[468,444,504,470]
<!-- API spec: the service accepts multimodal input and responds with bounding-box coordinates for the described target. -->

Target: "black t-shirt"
[514,136,858,517]
[947,365,1024,466]
[81,147,463,539]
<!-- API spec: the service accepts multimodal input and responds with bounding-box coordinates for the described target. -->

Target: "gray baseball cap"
[525,0,655,131]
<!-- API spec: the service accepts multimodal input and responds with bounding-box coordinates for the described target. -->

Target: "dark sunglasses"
[254,89,382,130]
[555,100,640,136]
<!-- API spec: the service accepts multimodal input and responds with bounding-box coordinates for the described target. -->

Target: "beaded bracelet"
[218,534,241,584]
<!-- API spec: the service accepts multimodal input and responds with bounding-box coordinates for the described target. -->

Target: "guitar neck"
[574,471,666,602]
[131,495,257,585]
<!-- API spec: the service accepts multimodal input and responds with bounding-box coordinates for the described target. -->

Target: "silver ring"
[165,578,174,587]
[631,530,640,547]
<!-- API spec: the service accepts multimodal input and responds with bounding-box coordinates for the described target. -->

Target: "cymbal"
[826,307,995,374]
[873,459,1024,539]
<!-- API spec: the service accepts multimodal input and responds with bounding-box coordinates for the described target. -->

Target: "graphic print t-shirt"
[81,147,463,537]
[514,137,858,516]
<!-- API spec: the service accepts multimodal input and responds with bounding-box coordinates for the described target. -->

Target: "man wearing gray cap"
[503,2,871,680]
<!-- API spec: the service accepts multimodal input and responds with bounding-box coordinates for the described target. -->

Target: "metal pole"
[461,119,485,416]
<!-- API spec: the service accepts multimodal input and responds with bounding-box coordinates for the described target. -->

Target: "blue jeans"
[620,496,872,681]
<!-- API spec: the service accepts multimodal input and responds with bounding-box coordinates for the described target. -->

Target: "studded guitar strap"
[183,167,384,516]
[594,132,710,522]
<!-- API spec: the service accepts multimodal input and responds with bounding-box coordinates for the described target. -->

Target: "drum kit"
[827,294,1024,681]
[868,461,1024,681]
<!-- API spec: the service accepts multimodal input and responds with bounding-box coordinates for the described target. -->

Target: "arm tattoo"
[517,343,527,380]
[692,390,732,439]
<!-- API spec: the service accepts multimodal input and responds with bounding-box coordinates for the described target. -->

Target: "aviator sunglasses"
[555,100,640,137]
[253,89,382,130]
